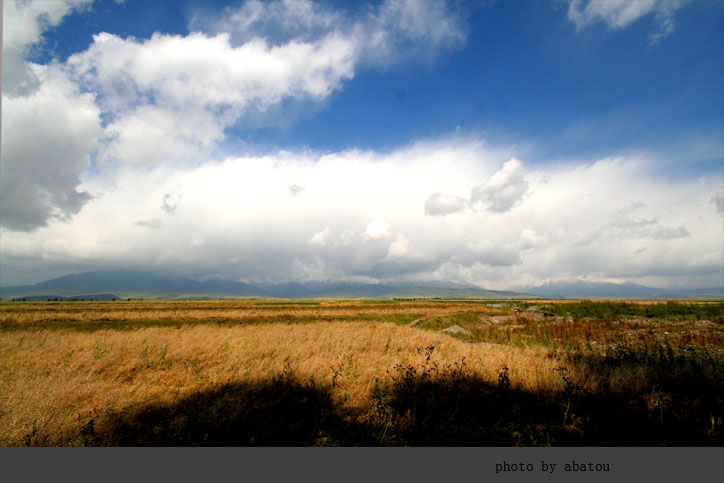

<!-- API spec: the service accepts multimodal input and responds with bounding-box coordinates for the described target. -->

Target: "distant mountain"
[0,270,532,300]
[252,282,315,298]
[5,270,716,301]
[385,286,530,299]
[0,270,267,300]
[8,294,122,302]
[514,280,724,300]
[683,287,724,299]
[387,280,485,290]
[517,281,661,299]
[304,283,397,299]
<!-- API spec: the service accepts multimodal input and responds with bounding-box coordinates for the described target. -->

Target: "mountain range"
[516,280,723,300]
[0,270,721,301]
[0,270,528,300]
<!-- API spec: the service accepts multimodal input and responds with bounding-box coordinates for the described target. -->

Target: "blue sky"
[31,0,724,163]
[1,0,723,289]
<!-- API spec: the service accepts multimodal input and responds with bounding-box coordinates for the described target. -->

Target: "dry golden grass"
[0,300,498,324]
[0,319,563,446]
[1,299,721,446]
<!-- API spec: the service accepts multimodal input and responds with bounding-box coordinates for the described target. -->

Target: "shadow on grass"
[89,370,365,446]
[557,343,724,447]
[368,350,723,446]
[74,348,723,447]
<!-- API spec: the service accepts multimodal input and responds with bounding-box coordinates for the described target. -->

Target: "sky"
[1,0,723,290]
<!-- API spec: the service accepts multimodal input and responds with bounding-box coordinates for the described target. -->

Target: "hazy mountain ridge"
[29,270,262,296]
[7,294,122,302]
[1,270,530,300]
[1,270,721,300]
[513,280,724,299]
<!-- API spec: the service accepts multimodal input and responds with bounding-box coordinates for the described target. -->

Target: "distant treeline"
[3,294,124,302]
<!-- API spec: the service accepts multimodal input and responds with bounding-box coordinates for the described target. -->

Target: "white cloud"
[648,3,678,44]
[387,234,411,258]
[288,185,306,197]
[2,0,93,96]
[0,2,719,290]
[101,105,226,166]
[520,229,547,250]
[1,0,470,233]
[712,192,724,214]
[365,220,391,240]
[66,30,357,165]
[62,0,467,169]
[464,240,522,267]
[0,1,102,231]
[378,0,465,46]
[189,0,342,46]
[78,31,356,108]
[2,141,720,288]
[0,63,102,231]
[649,226,689,240]
[610,215,689,240]
[192,0,468,66]
[310,228,331,246]
[425,193,467,216]
[565,0,687,43]
[135,219,162,229]
[161,191,182,214]
[358,0,468,65]
[470,157,529,213]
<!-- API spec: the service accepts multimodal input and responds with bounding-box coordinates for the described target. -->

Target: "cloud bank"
[0,0,721,291]
[2,141,721,289]
[2,0,468,232]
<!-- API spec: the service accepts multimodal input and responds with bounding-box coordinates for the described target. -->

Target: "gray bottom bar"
[0,447,719,483]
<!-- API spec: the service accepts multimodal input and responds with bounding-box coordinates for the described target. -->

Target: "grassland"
[0,299,722,446]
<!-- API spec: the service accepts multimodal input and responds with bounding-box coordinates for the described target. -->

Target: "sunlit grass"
[0,300,721,446]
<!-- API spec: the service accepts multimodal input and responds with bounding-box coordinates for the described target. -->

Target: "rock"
[441,324,472,336]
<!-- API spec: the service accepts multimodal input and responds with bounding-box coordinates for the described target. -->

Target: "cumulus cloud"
[565,0,687,43]
[0,63,102,231]
[364,220,391,240]
[100,105,227,167]
[56,0,468,168]
[189,0,342,46]
[611,216,689,240]
[135,219,163,229]
[66,30,357,165]
[69,31,356,112]
[2,0,93,96]
[519,229,547,250]
[161,192,182,214]
[1,1,102,231]
[2,142,720,288]
[424,156,531,217]
[608,203,690,240]
[0,2,719,290]
[425,193,467,216]
[470,158,529,213]
[191,0,468,65]
[357,0,468,65]
[387,234,412,258]
[288,185,306,197]
[713,192,724,214]
[1,0,470,233]
[464,240,522,267]
[310,228,331,246]
[649,226,689,240]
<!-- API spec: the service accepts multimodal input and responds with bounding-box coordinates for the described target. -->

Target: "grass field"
[0,299,722,446]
